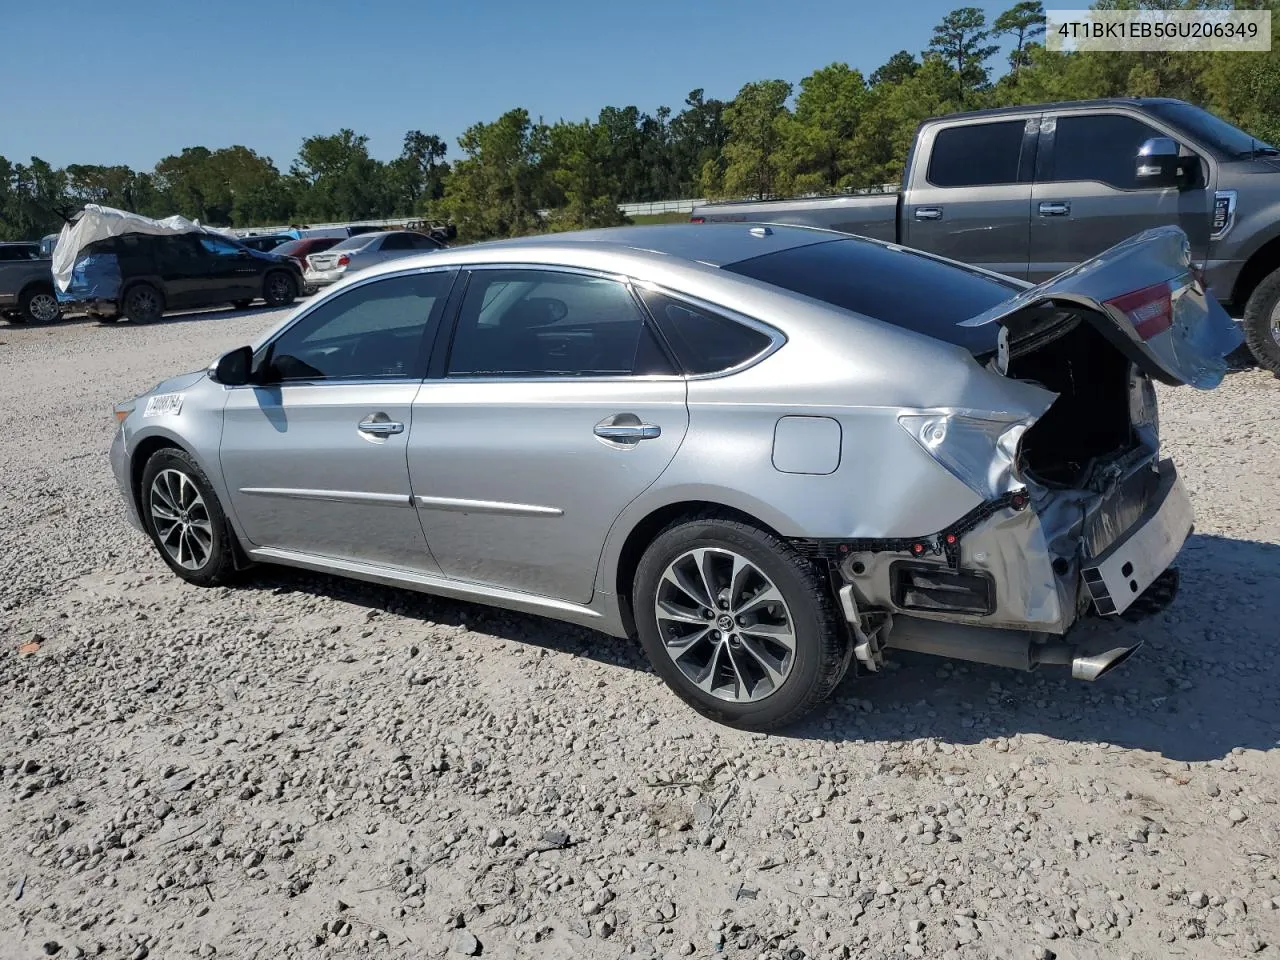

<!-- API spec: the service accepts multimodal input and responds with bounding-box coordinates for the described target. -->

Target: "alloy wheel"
[28,293,59,323]
[149,469,213,570]
[1271,299,1280,347]
[653,547,797,703]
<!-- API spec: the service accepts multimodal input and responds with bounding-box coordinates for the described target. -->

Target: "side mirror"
[211,345,253,386]
[1136,137,1182,188]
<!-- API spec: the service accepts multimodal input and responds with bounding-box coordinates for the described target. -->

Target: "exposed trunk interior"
[1007,315,1135,487]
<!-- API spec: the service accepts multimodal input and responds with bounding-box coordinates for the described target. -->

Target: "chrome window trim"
[240,264,461,388]
[629,278,788,380]
[438,263,686,384]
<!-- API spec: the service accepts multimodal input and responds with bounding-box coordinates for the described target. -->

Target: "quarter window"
[927,120,1027,188]
[266,271,454,382]
[447,269,673,377]
[1044,114,1165,190]
[638,290,773,374]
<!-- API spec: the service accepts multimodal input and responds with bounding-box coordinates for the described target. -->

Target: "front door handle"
[913,206,943,221]
[1038,201,1071,217]
[358,415,404,437]
[594,417,661,443]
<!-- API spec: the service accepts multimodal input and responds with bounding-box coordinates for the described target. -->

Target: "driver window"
[447,269,673,377]
[267,271,455,383]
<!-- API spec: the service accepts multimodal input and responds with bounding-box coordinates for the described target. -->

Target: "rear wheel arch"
[1231,234,1280,309]
[612,500,790,638]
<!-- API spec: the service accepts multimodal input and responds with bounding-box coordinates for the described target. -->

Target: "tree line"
[3,1,1278,244]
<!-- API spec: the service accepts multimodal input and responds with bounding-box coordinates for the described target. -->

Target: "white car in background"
[303,230,443,289]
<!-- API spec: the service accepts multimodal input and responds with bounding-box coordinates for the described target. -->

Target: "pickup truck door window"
[905,118,1035,280]
[1029,113,1210,284]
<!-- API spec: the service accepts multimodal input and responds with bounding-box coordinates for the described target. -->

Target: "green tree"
[669,89,728,196]
[993,1,1045,83]
[291,129,391,222]
[713,79,792,199]
[778,63,867,194]
[435,108,548,241]
[870,50,920,87]
[543,120,628,229]
[391,131,449,215]
[928,6,1000,105]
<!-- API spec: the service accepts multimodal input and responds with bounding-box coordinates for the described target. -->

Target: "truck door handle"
[594,417,661,443]
[913,207,943,221]
[358,415,404,437]
[1038,201,1071,217]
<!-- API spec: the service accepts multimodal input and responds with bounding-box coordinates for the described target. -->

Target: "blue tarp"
[58,253,122,304]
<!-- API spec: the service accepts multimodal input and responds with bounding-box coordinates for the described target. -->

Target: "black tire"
[139,447,239,587]
[1241,266,1280,374]
[262,271,296,307]
[632,515,847,731]
[231,299,254,311]
[122,283,164,323]
[19,285,62,324]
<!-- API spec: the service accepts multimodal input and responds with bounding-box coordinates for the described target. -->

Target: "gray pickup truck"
[691,97,1280,372]
[0,252,61,324]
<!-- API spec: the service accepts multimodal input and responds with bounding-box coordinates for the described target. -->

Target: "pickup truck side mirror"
[210,345,254,386]
[1136,137,1182,188]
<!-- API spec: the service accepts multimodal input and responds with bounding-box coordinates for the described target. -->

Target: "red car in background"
[272,237,342,291]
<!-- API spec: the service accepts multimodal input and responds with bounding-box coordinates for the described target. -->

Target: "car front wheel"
[20,286,62,324]
[1242,266,1280,374]
[263,271,297,307]
[139,447,239,587]
[633,516,848,731]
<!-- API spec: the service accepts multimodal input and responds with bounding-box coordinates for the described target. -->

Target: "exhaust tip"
[1071,640,1144,682]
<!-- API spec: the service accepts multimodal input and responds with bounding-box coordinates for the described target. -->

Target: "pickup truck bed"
[694,193,899,243]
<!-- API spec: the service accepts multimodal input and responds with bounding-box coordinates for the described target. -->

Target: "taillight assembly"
[1104,282,1173,341]
[337,254,350,267]
[689,216,705,224]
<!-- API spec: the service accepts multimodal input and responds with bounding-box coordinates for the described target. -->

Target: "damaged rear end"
[830,226,1241,681]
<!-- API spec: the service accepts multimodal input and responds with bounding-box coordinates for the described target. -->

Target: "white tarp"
[52,204,235,293]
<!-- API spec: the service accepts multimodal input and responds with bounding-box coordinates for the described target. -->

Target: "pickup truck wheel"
[122,283,164,323]
[263,271,296,307]
[1241,267,1280,374]
[633,516,848,731]
[20,286,62,324]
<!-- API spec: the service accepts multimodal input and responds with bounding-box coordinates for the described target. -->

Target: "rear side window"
[1044,114,1164,190]
[638,290,773,374]
[723,238,1017,355]
[927,120,1026,187]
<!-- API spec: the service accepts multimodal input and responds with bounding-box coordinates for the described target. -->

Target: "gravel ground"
[2,307,1279,960]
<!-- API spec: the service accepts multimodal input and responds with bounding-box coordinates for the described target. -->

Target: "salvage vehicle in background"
[109,222,1239,730]
[52,206,305,322]
[0,242,43,261]
[303,229,444,289]
[0,256,61,323]
[270,237,343,291]
[692,97,1280,372]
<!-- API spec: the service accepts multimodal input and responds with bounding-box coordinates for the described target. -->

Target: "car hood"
[960,226,1242,389]
[147,369,208,396]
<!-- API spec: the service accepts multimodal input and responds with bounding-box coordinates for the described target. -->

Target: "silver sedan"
[303,230,443,289]
[109,223,1241,729]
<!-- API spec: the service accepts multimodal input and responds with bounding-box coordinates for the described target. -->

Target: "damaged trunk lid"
[961,226,1242,389]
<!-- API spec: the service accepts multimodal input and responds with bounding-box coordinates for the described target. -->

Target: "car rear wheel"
[633,516,848,731]
[20,286,61,324]
[231,299,254,310]
[1242,266,1280,374]
[263,271,296,307]
[122,283,164,323]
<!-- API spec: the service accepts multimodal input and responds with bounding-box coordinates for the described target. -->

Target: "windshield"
[332,234,376,251]
[723,237,1018,355]
[1147,101,1277,160]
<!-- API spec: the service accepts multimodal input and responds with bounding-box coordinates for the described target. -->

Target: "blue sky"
[3,0,1013,171]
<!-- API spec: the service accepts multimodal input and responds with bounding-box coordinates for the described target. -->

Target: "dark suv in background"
[70,231,303,322]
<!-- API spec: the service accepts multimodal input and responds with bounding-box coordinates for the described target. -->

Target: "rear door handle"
[358,415,404,437]
[913,206,943,221]
[594,418,661,443]
[1038,201,1071,217]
